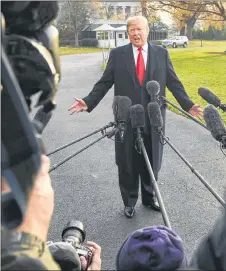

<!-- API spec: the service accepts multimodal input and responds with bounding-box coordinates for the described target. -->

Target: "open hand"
[189,104,203,120]
[68,97,88,115]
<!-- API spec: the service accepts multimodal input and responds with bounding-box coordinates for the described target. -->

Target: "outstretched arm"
[83,50,115,112]
[68,50,114,115]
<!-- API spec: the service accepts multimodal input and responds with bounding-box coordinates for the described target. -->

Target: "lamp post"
[200,27,203,47]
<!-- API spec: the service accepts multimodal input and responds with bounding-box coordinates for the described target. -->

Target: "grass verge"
[60,47,105,55]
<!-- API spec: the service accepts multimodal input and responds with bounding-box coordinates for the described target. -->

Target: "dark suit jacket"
[83,42,194,175]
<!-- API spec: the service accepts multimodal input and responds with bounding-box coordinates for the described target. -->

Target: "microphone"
[112,96,132,141]
[198,87,226,112]
[146,80,160,102]
[146,81,207,131]
[203,105,226,148]
[130,104,145,129]
[147,102,163,131]
[33,106,53,134]
[147,102,225,206]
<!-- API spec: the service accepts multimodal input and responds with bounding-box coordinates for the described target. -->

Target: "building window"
[117,6,123,15]
[118,33,123,38]
[125,6,131,18]
[97,31,109,40]
[125,32,128,39]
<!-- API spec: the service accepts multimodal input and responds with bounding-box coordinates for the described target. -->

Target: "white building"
[81,2,172,48]
[93,1,142,19]
[82,20,129,48]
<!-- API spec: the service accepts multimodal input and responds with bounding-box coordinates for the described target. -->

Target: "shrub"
[60,39,75,47]
[150,40,162,45]
[79,38,98,47]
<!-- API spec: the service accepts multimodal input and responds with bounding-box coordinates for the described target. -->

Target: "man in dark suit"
[68,16,202,218]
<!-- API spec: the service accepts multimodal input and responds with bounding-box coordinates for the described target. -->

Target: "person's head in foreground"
[116,226,187,271]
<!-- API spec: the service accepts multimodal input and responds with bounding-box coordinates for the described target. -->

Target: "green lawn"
[166,40,226,123]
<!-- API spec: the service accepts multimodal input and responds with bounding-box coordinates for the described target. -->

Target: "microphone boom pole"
[156,129,225,206]
[49,127,117,173]
[161,96,208,130]
[131,104,171,228]
[136,127,172,229]
[47,122,115,156]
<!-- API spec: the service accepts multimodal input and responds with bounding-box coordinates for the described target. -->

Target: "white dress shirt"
[132,42,148,68]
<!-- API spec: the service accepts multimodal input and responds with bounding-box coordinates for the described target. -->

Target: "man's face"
[128,19,148,47]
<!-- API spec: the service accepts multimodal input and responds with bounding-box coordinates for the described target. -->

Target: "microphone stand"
[135,128,172,229]
[118,122,126,143]
[155,128,225,206]
[49,127,117,173]
[47,122,115,156]
[160,96,208,130]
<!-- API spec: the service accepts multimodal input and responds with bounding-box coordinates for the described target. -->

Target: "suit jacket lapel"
[144,42,157,83]
[123,43,139,85]
[143,44,151,86]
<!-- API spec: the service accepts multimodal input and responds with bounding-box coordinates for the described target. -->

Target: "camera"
[62,220,93,267]
[1,1,60,229]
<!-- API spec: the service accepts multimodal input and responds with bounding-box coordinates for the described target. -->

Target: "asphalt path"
[43,52,226,269]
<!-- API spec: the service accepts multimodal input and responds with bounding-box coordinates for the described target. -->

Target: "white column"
[114,5,117,16]
[131,6,136,16]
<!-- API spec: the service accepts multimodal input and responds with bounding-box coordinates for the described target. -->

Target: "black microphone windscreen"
[198,87,221,107]
[147,102,163,129]
[203,105,226,141]
[130,104,145,128]
[33,107,52,133]
[146,80,160,98]
[112,96,132,122]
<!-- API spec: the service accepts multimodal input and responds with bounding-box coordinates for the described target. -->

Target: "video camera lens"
[62,220,86,247]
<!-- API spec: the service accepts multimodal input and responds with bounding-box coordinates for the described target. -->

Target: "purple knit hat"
[116,226,187,270]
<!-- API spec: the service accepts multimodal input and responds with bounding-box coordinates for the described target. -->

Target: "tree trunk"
[74,31,79,47]
[186,24,193,40]
[180,26,185,35]
[141,0,148,20]
[186,15,197,40]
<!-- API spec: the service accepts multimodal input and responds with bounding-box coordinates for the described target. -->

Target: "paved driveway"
[43,52,226,269]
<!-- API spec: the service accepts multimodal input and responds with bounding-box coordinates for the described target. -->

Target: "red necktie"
[136,47,145,85]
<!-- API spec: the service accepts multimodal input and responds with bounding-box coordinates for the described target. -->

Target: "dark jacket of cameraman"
[1,230,60,270]
[190,206,226,270]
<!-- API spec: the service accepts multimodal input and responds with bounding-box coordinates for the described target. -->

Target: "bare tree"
[97,2,115,20]
[153,1,206,39]
[157,1,226,21]
[141,0,148,19]
[140,1,160,23]
[56,1,96,47]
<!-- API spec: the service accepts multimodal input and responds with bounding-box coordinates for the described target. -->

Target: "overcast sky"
[157,11,173,25]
